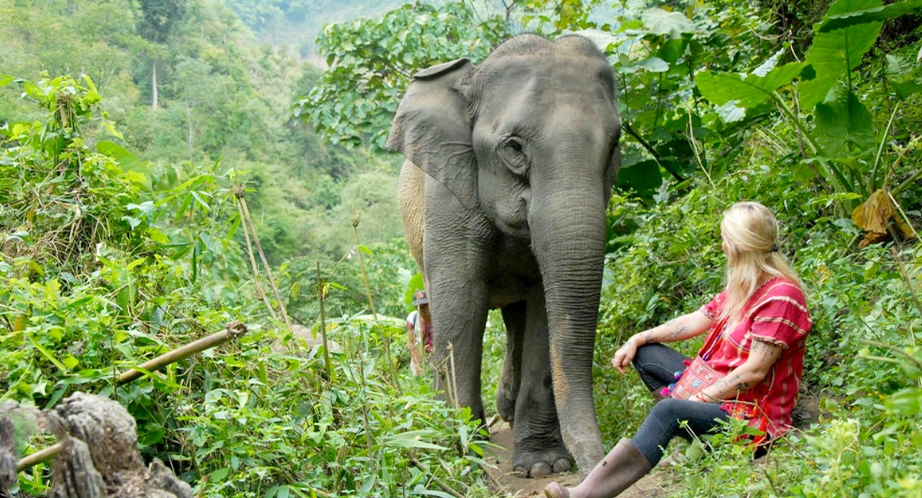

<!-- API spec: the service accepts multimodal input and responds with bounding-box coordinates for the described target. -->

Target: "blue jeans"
[629,344,730,465]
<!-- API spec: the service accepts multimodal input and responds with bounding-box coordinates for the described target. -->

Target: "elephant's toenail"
[553,458,571,473]
[530,462,553,478]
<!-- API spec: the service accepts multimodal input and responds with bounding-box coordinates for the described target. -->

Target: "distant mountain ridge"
[216,0,445,58]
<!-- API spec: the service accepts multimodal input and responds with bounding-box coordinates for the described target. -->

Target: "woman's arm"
[691,339,783,402]
[612,311,713,374]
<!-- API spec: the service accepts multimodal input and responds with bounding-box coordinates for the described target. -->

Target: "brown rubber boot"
[544,438,652,498]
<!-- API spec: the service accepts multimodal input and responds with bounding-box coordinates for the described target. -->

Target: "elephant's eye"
[499,136,529,177]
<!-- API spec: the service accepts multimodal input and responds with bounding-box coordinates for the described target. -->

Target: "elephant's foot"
[513,446,573,478]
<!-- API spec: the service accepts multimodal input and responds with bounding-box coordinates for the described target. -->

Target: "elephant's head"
[387,34,619,470]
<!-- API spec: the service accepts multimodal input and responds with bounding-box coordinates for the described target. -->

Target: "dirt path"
[483,420,676,497]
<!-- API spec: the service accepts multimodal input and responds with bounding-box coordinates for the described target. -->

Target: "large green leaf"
[657,37,689,65]
[380,430,449,451]
[96,140,152,191]
[632,56,670,73]
[799,0,883,111]
[818,0,922,31]
[641,8,695,37]
[814,85,875,157]
[696,62,809,108]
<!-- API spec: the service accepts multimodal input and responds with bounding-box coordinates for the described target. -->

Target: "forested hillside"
[0,0,404,268]
[219,0,445,57]
[2,0,922,497]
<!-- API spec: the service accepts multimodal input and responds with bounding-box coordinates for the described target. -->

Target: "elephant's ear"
[387,58,477,209]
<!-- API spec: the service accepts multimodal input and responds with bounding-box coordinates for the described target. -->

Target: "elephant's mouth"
[495,218,530,238]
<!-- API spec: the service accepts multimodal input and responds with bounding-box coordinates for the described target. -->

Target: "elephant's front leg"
[427,273,490,423]
[423,210,493,424]
[512,284,572,478]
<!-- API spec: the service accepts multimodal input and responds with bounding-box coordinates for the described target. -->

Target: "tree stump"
[1,393,192,498]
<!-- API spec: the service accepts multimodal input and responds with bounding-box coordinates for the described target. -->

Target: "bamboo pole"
[351,210,377,317]
[16,443,62,472]
[448,343,460,409]
[235,191,292,333]
[16,322,250,472]
[409,457,464,498]
[351,210,401,396]
[234,184,278,321]
[316,261,333,381]
[117,322,248,385]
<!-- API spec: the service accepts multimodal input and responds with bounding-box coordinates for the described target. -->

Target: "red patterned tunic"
[699,277,812,438]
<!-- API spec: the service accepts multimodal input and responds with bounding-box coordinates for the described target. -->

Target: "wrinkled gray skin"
[388,34,620,478]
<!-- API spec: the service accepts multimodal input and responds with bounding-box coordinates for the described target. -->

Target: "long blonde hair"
[720,202,802,323]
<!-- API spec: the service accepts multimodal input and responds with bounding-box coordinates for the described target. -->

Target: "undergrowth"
[0,75,500,497]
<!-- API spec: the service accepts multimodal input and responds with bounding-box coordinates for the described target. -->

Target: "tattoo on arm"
[714,374,749,397]
[666,324,687,340]
[655,319,687,341]
[751,340,780,359]
[709,341,781,399]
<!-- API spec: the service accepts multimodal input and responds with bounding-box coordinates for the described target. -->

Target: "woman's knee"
[649,398,686,419]
[633,343,664,362]
[632,344,685,373]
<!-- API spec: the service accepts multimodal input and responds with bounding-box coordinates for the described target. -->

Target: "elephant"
[387,33,620,478]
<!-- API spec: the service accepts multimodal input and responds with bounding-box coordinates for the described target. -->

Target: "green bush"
[1,75,501,497]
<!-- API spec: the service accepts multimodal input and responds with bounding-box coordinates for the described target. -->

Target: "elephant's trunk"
[530,175,608,472]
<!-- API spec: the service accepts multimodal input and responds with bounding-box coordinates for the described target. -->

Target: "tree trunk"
[186,103,194,155]
[151,60,158,110]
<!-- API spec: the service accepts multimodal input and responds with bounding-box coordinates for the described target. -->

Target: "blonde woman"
[545,202,812,498]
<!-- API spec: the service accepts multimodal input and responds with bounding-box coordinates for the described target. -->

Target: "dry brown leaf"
[852,189,893,235]
[852,188,916,248]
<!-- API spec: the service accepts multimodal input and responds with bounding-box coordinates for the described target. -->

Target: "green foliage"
[0,75,139,273]
[136,0,187,44]
[817,0,922,37]
[0,0,406,268]
[284,237,418,326]
[295,1,513,149]
[172,317,496,498]
[799,0,884,111]
[696,0,922,208]
[1,76,497,496]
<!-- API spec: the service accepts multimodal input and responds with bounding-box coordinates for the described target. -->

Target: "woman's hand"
[612,338,640,374]
[611,312,711,375]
